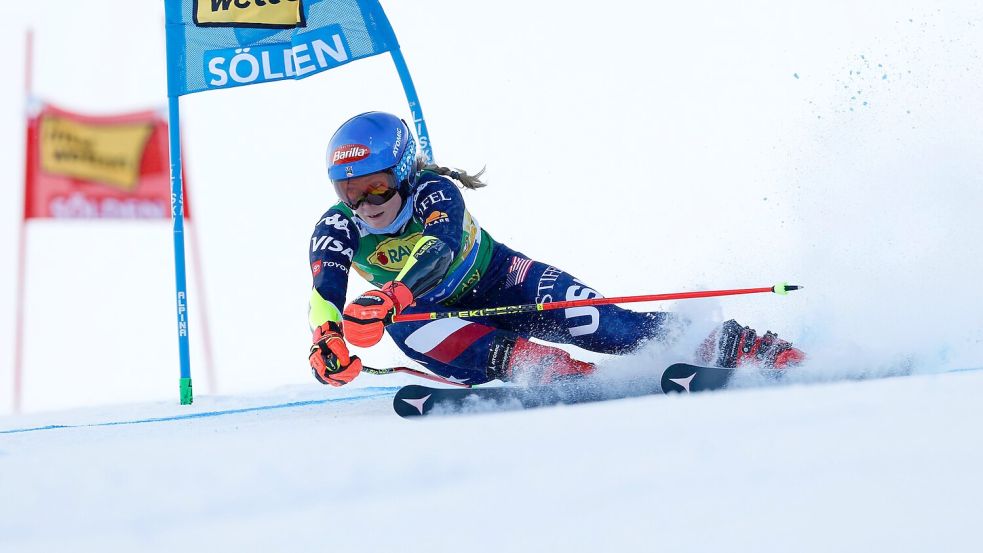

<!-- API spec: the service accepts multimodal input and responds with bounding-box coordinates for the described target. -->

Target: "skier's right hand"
[309,321,362,386]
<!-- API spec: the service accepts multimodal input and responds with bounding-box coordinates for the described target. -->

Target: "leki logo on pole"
[193,0,305,29]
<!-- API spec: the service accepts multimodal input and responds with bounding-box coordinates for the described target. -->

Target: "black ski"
[392,363,747,417]
[660,363,739,393]
[393,381,612,418]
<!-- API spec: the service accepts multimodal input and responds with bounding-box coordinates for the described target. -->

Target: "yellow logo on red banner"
[38,115,154,191]
[194,0,303,28]
[25,103,176,220]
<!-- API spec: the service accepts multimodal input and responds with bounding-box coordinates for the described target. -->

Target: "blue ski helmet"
[326,112,417,192]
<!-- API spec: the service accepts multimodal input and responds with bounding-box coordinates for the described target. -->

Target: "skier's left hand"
[343,281,414,347]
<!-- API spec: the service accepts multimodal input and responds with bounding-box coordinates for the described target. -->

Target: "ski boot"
[698,319,805,369]
[493,337,596,384]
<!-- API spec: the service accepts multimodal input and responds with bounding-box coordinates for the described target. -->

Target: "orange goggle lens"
[333,172,398,209]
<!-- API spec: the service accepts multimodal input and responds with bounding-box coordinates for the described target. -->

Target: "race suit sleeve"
[395,176,466,296]
[308,208,358,331]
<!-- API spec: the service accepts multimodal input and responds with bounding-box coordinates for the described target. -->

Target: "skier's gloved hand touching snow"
[343,281,414,347]
[309,321,362,386]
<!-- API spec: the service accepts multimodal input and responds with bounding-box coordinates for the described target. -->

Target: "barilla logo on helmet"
[331,144,370,165]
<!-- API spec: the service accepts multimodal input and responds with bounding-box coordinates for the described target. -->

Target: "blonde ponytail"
[415,157,487,189]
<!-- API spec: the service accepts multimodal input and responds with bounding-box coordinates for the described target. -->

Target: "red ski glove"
[343,281,414,347]
[309,321,363,386]
[697,319,806,369]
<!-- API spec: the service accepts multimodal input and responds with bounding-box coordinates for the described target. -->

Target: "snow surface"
[3,369,982,552]
[1,0,983,551]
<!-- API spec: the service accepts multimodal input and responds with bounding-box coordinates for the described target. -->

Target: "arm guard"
[395,235,454,298]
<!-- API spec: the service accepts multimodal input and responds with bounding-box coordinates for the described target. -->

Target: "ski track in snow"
[7,360,978,432]
[0,387,398,435]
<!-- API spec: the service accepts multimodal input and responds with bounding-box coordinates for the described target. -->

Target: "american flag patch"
[505,256,534,288]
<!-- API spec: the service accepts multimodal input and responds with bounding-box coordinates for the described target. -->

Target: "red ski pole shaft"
[393,283,801,323]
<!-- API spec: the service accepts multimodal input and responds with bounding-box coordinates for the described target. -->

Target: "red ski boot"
[501,337,596,384]
[698,319,805,369]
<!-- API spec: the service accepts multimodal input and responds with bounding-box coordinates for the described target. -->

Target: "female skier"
[307,112,804,386]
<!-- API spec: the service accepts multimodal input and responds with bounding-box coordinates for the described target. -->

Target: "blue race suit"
[309,170,671,385]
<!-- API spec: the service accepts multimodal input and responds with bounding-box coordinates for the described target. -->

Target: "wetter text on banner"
[194,0,304,28]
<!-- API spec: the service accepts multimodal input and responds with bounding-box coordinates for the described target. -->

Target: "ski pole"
[360,361,473,388]
[392,282,802,323]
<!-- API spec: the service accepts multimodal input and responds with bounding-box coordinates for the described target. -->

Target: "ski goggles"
[333,171,399,210]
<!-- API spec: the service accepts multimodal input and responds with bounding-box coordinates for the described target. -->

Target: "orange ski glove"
[309,321,363,386]
[343,281,414,347]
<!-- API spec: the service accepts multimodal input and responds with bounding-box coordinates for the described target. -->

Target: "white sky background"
[1,1,982,413]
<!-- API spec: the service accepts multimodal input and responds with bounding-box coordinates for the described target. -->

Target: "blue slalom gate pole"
[389,47,434,162]
[164,0,193,405]
[167,95,193,405]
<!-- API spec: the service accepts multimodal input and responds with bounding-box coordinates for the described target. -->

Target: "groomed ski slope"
[2,368,981,552]
[1,1,982,551]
